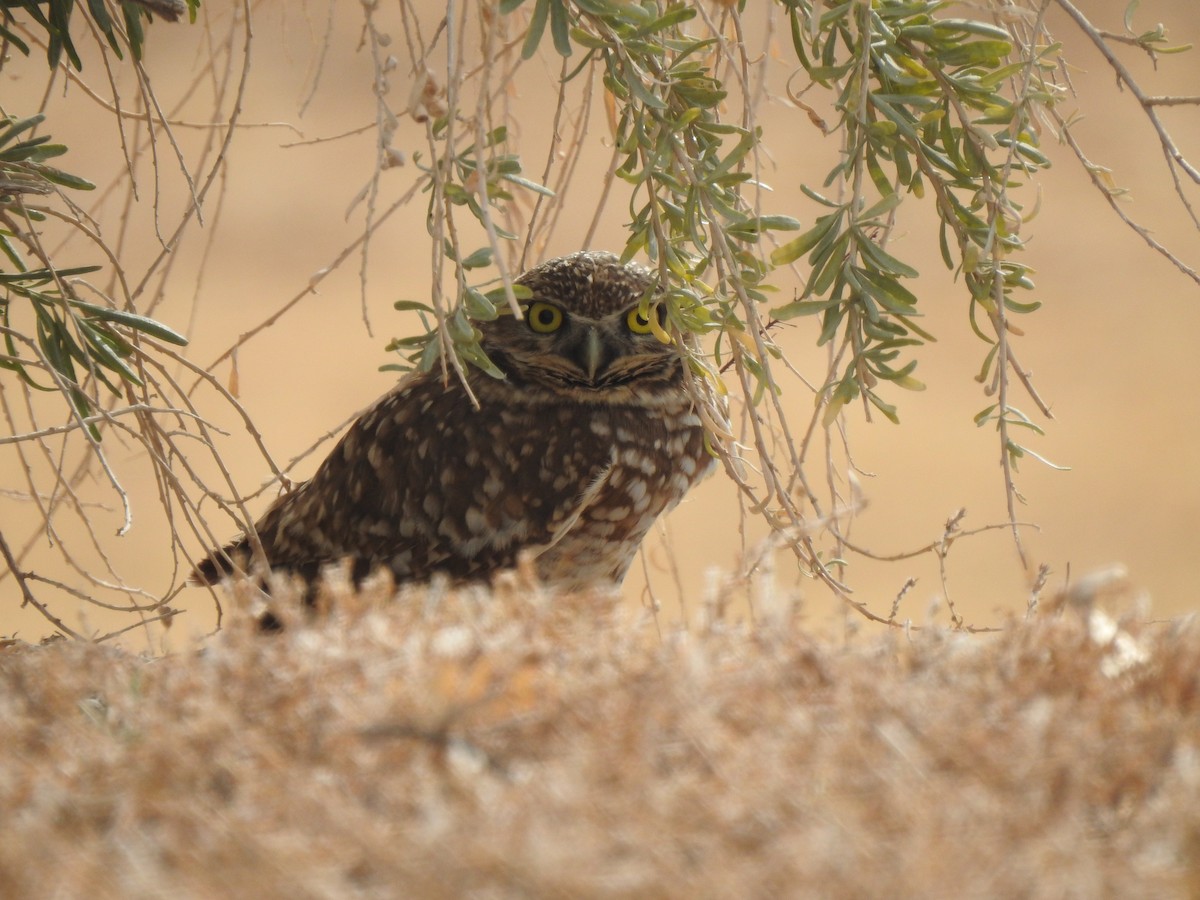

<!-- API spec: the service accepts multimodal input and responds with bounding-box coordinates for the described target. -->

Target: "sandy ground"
[3,577,1199,897]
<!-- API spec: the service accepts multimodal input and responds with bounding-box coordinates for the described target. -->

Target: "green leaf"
[458,341,506,380]
[0,264,102,285]
[866,389,900,424]
[822,375,858,427]
[938,39,1013,68]
[929,19,1015,42]
[996,136,1050,168]
[974,404,998,425]
[67,300,189,346]
[521,0,550,59]
[0,115,45,150]
[78,319,142,387]
[0,22,30,57]
[448,307,479,343]
[460,247,494,270]
[86,0,121,55]
[866,151,895,198]
[2,134,53,161]
[853,266,919,313]
[800,184,841,207]
[464,287,500,321]
[27,143,68,162]
[1003,296,1042,314]
[122,3,147,61]
[858,190,903,223]
[622,70,668,110]
[772,297,840,320]
[484,283,532,304]
[548,0,572,56]
[633,5,697,40]
[501,173,555,196]
[393,300,435,313]
[755,215,802,232]
[388,334,436,350]
[854,230,920,278]
[27,164,96,191]
[770,213,840,266]
[808,231,850,296]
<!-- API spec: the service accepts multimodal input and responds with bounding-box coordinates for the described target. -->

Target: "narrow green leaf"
[78,320,142,387]
[997,136,1050,168]
[501,173,555,196]
[548,0,572,56]
[417,336,441,371]
[0,264,102,285]
[866,150,894,198]
[770,214,839,266]
[1003,296,1042,314]
[938,39,1013,68]
[772,297,840,320]
[623,70,668,110]
[2,134,53,160]
[460,247,494,270]
[464,287,499,321]
[632,5,696,39]
[808,233,849,296]
[67,300,189,346]
[858,190,903,222]
[854,231,920,278]
[974,404,997,425]
[567,27,608,50]
[866,389,900,424]
[930,19,1015,42]
[854,266,918,313]
[520,0,550,59]
[817,303,845,347]
[458,342,506,379]
[893,312,937,342]
[756,215,802,232]
[28,164,96,191]
[0,115,45,150]
[800,184,841,207]
[122,3,146,61]
[448,307,479,343]
[388,333,435,350]
[393,300,434,312]
[0,24,30,57]
[27,143,68,161]
[1124,0,1141,33]
[484,283,532,304]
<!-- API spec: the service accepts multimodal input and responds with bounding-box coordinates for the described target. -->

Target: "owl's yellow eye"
[626,306,656,335]
[527,302,564,334]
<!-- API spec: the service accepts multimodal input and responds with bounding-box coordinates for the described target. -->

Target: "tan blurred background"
[2,0,1199,643]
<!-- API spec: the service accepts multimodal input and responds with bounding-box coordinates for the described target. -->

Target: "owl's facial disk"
[481,301,679,394]
[472,251,689,399]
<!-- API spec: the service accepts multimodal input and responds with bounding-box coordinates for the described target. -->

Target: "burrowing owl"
[193,251,715,594]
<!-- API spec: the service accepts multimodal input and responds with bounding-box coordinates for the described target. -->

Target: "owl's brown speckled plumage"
[193,251,715,593]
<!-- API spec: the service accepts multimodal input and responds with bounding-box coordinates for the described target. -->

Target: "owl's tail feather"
[191,538,251,586]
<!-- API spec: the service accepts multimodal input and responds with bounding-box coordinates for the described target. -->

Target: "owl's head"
[480,251,684,400]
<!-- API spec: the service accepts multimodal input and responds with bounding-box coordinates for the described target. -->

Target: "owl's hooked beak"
[579,326,609,383]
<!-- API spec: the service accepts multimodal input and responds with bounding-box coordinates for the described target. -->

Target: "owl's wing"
[193,373,452,585]
[192,370,612,588]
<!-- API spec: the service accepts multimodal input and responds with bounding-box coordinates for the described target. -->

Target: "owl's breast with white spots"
[532,399,714,589]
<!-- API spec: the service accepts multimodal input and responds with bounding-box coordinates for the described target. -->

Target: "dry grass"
[3,572,1200,898]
